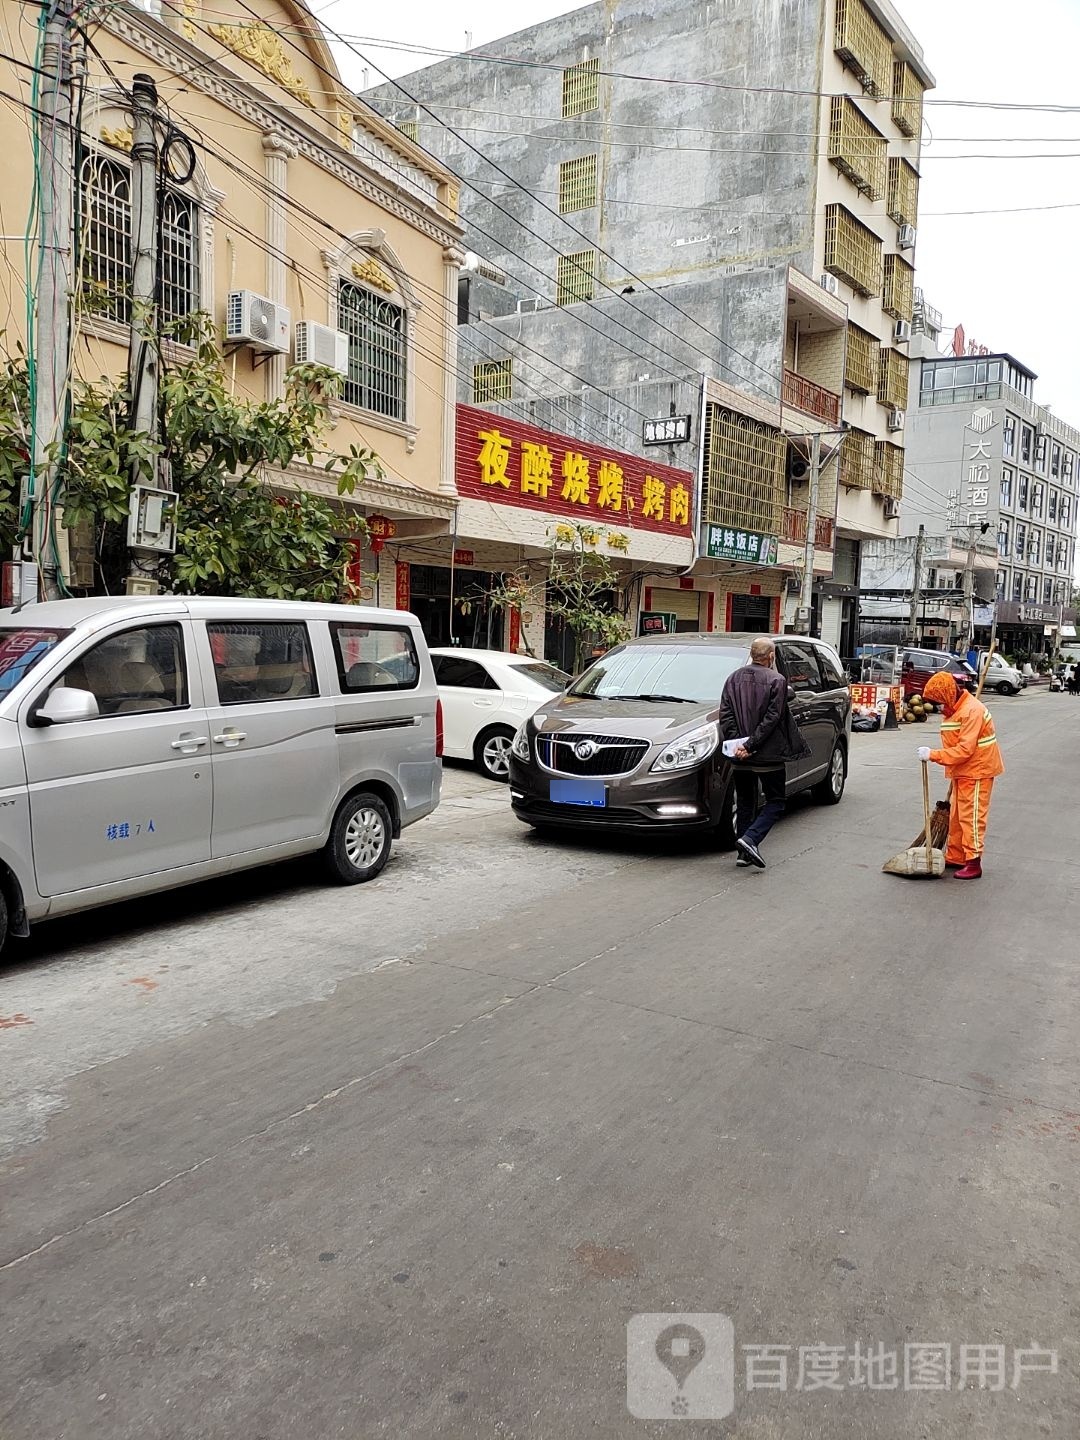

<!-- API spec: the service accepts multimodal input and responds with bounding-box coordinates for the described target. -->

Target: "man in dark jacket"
[719,638,810,869]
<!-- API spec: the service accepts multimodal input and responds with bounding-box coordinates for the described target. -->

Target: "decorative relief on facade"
[207,21,314,107]
[99,126,133,151]
[180,0,198,41]
[351,257,394,293]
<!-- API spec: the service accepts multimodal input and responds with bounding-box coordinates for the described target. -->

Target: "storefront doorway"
[729,593,772,632]
[409,565,504,650]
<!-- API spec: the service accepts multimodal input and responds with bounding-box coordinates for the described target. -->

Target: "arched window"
[160,189,200,326]
[336,279,406,420]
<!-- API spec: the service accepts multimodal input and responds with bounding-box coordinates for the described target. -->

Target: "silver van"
[0,596,442,955]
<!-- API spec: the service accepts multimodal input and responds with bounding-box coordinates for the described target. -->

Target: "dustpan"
[883,761,945,877]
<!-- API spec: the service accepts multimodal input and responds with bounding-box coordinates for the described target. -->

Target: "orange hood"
[923,670,960,713]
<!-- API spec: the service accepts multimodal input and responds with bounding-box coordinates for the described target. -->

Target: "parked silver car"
[0,596,442,956]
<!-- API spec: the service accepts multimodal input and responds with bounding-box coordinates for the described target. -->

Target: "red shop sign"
[455,404,695,538]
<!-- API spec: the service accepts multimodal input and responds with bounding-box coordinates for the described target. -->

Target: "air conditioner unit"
[295,321,349,377]
[820,272,841,298]
[888,408,906,432]
[895,319,912,343]
[883,497,901,520]
[226,290,291,354]
[898,223,917,250]
[516,298,543,315]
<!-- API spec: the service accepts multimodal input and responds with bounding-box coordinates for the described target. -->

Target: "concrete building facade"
[367,0,934,654]
[859,297,1080,658]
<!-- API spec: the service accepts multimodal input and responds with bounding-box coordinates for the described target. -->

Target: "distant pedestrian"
[720,638,810,870]
[918,670,1004,880]
[1070,664,1080,697]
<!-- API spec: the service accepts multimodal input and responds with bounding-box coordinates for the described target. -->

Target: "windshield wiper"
[604,692,696,703]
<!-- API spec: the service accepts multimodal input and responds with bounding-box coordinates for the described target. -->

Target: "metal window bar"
[558,155,598,214]
[883,253,915,322]
[824,204,883,298]
[892,62,925,137]
[80,152,131,324]
[873,441,905,498]
[556,250,597,306]
[887,157,919,228]
[702,405,785,535]
[877,347,909,410]
[834,0,892,97]
[839,428,876,491]
[561,58,599,118]
[337,279,406,420]
[844,324,880,394]
[828,97,887,200]
[160,190,199,327]
[472,360,512,404]
[396,119,419,143]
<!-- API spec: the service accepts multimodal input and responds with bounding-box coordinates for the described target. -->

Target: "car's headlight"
[650,721,719,773]
[511,720,531,761]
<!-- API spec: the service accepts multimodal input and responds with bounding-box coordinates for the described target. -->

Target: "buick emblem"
[574,739,598,761]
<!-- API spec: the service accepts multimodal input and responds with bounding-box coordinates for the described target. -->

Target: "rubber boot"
[953,857,982,880]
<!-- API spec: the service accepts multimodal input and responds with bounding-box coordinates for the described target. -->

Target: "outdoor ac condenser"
[294,322,350,377]
[226,290,291,354]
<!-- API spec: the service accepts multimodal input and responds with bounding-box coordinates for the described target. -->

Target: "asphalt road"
[1,691,1077,1438]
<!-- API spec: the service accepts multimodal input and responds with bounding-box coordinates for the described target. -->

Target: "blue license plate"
[550,778,607,807]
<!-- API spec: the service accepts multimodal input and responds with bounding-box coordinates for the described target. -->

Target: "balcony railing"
[783,368,842,425]
[781,507,836,550]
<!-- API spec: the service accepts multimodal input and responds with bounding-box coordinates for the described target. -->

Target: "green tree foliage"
[1,315,382,599]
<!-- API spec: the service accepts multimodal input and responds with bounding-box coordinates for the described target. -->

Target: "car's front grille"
[536,732,649,777]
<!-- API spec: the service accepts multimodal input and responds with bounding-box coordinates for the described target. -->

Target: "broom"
[907,640,998,850]
[882,760,946,876]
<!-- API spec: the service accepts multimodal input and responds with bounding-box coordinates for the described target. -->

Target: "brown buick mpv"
[508,633,852,846]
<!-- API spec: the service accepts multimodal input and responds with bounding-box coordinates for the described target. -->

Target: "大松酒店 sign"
[455,405,695,539]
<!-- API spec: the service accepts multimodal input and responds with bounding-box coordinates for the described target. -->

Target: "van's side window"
[778,644,823,694]
[207,622,316,704]
[53,623,187,716]
[331,623,419,692]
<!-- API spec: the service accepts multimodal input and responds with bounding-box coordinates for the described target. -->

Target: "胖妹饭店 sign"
[704,524,778,565]
[455,405,695,538]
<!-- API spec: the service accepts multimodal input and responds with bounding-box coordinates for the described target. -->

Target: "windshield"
[0,628,69,698]
[569,647,742,703]
[509,661,570,693]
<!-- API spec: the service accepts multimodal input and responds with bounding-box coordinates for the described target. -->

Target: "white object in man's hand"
[917,746,931,763]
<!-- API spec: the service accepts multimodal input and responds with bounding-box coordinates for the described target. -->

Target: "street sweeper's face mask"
[923,671,960,714]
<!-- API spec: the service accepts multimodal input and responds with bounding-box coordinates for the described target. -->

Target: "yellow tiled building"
[1,0,464,587]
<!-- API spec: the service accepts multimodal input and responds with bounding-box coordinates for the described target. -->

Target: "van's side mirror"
[32,687,99,727]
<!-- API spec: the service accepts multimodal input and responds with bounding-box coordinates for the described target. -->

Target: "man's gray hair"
[750,638,776,664]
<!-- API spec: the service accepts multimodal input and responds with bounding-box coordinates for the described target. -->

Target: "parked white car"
[430,648,569,780]
[980,653,1025,696]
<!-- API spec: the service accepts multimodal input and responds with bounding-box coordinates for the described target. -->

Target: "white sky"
[325,0,1080,419]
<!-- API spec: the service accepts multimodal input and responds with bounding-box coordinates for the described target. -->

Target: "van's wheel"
[997,681,1016,696]
[323,792,393,884]
[475,726,516,782]
[814,742,847,805]
[0,890,7,960]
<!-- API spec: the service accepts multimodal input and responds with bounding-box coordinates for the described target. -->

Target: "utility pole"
[125,73,163,591]
[795,430,822,636]
[907,523,926,645]
[962,523,978,658]
[26,0,75,602]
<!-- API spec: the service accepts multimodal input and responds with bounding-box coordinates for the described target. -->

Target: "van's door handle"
[473,698,495,707]
[212,728,247,748]
[171,734,208,753]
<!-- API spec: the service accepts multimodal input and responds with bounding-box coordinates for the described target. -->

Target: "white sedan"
[429,648,570,781]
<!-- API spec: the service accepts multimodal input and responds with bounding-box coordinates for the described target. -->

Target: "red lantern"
[365,513,397,555]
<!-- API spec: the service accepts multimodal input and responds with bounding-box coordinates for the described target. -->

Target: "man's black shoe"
[736,837,766,869]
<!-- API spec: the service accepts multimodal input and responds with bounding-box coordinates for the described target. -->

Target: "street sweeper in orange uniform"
[916,669,1005,880]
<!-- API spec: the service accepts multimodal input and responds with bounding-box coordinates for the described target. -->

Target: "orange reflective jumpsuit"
[922,671,1005,863]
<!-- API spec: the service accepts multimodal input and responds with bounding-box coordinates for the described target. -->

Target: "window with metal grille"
[337,279,406,420]
[159,190,199,327]
[396,119,419,143]
[887,157,919,228]
[873,441,904,498]
[556,250,596,306]
[824,204,882,298]
[839,428,876,491]
[892,61,925,137]
[834,0,892,96]
[79,151,199,327]
[828,97,886,199]
[844,324,879,395]
[561,58,599,118]
[559,155,598,214]
[80,152,131,323]
[883,253,915,323]
[877,347,909,410]
[472,360,512,404]
[701,404,785,535]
